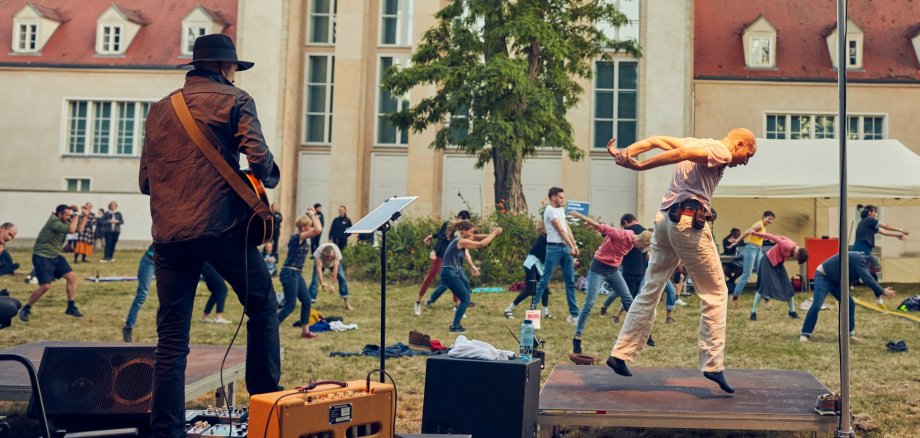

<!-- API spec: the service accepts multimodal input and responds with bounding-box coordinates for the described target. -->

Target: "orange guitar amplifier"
[249,380,395,438]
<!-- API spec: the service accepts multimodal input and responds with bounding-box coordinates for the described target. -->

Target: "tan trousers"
[611,211,728,372]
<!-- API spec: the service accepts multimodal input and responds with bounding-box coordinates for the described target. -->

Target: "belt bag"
[667,203,708,230]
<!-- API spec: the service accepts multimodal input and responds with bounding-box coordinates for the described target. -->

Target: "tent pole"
[836,0,853,436]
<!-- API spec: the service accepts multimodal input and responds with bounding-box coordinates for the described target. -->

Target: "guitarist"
[139,34,281,437]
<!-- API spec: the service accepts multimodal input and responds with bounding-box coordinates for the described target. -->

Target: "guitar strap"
[169,91,272,221]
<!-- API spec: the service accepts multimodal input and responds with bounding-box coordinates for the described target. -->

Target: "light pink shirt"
[659,138,732,212]
[594,224,635,267]
[753,231,796,267]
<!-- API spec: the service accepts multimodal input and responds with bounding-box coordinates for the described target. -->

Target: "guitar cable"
[216,212,258,436]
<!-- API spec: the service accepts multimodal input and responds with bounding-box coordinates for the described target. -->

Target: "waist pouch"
[667,202,709,230]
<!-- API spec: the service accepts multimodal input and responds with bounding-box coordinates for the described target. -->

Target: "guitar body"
[239,169,274,246]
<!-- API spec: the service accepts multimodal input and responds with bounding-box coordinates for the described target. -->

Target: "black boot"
[572,338,582,354]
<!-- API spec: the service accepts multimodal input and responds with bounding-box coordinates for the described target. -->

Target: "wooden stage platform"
[0,340,246,405]
[538,365,838,437]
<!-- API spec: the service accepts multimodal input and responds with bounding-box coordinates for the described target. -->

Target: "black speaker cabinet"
[32,346,155,427]
[422,356,541,438]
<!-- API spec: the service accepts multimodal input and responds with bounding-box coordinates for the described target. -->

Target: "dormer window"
[826,19,863,70]
[95,4,147,56]
[184,25,208,54]
[742,16,776,69]
[181,6,229,56]
[12,1,63,54]
[101,25,122,54]
[17,23,39,52]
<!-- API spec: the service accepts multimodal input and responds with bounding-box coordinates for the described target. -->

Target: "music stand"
[346,196,417,382]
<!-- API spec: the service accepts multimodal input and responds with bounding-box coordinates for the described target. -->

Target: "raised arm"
[617,146,713,171]
[570,211,601,231]
[460,227,503,250]
[607,136,685,158]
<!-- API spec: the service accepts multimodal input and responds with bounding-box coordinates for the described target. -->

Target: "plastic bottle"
[519,319,534,360]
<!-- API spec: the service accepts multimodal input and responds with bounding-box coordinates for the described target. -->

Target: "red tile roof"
[0,0,237,69]
[695,0,920,82]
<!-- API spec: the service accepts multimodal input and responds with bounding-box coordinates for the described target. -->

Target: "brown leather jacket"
[140,70,280,243]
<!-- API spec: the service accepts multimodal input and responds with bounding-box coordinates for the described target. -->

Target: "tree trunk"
[492,149,528,213]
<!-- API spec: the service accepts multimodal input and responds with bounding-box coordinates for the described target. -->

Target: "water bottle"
[519,320,534,360]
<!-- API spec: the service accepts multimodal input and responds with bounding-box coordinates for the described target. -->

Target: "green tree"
[383,0,641,213]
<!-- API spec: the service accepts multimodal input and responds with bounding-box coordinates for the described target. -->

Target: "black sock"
[572,338,582,354]
[22,304,31,311]
[703,371,735,393]
[606,356,632,377]
[67,300,76,309]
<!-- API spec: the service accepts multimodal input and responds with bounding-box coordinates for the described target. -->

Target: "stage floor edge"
[538,365,837,435]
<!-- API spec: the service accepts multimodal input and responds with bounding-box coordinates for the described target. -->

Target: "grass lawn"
[0,248,917,437]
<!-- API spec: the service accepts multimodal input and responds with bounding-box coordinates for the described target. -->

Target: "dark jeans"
[278,268,311,324]
[430,268,471,327]
[801,272,856,337]
[201,262,228,314]
[103,231,120,260]
[623,273,644,298]
[513,266,549,307]
[0,251,17,276]
[332,235,348,251]
[151,226,281,437]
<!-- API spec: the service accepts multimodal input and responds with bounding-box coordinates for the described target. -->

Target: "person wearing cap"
[140,34,281,436]
[414,210,470,316]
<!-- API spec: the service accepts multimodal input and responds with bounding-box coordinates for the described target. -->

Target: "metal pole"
[380,224,388,383]
[836,0,853,436]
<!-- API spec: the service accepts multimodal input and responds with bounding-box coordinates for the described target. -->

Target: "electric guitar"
[240,169,274,247]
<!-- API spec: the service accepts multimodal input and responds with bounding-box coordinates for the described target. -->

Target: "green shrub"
[343,209,610,289]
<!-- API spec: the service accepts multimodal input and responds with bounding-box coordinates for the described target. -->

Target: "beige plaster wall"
[694,80,920,154]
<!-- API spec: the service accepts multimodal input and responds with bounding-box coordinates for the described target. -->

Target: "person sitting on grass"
[427,220,503,333]
[0,243,20,276]
[309,241,351,310]
[262,242,277,277]
[569,211,651,355]
[748,231,808,321]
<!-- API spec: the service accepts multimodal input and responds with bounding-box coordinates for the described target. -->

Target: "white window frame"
[379,0,413,47]
[63,99,155,158]
[375,56,410,146]
[764,112,886,140]
[99,24,123,54]
[303,54,335,145]
[307,0,337,45]
[847,38,862,69]
[592,59,639,149]
[747,35,774,68]
[63,177,92,192]
[14,21,39,53]
[182,25,208,56]
[597,0,641,46]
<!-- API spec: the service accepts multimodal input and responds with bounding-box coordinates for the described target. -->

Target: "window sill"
[305,42,336,47]
[61,154,140,159]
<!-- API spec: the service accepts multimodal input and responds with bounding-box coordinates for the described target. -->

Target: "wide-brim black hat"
[176,34,254,71]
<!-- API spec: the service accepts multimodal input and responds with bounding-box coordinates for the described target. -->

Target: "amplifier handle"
[296,380,348,392]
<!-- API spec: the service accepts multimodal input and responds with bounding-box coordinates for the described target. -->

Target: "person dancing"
[605,129,757,394]
[278,211,323,336]
[504,223,552,319]
[852,205,908,304]
[427,220,502,333]
[569,211,650,355]
[747,231,808,321]
[727,211,775,307]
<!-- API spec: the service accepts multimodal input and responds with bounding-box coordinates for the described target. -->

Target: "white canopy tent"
[716,139,920,199]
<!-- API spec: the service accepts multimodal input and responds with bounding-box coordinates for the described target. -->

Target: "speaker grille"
[36,346,155,418]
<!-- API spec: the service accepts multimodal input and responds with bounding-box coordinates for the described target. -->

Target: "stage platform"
[0,340,245,405]
[538,365,837,437]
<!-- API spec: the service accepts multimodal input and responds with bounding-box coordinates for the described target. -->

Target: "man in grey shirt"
[605,129,757,394]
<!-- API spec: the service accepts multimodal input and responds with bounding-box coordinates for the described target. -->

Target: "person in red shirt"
[748,231,808,321]
[569,211,651,355]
